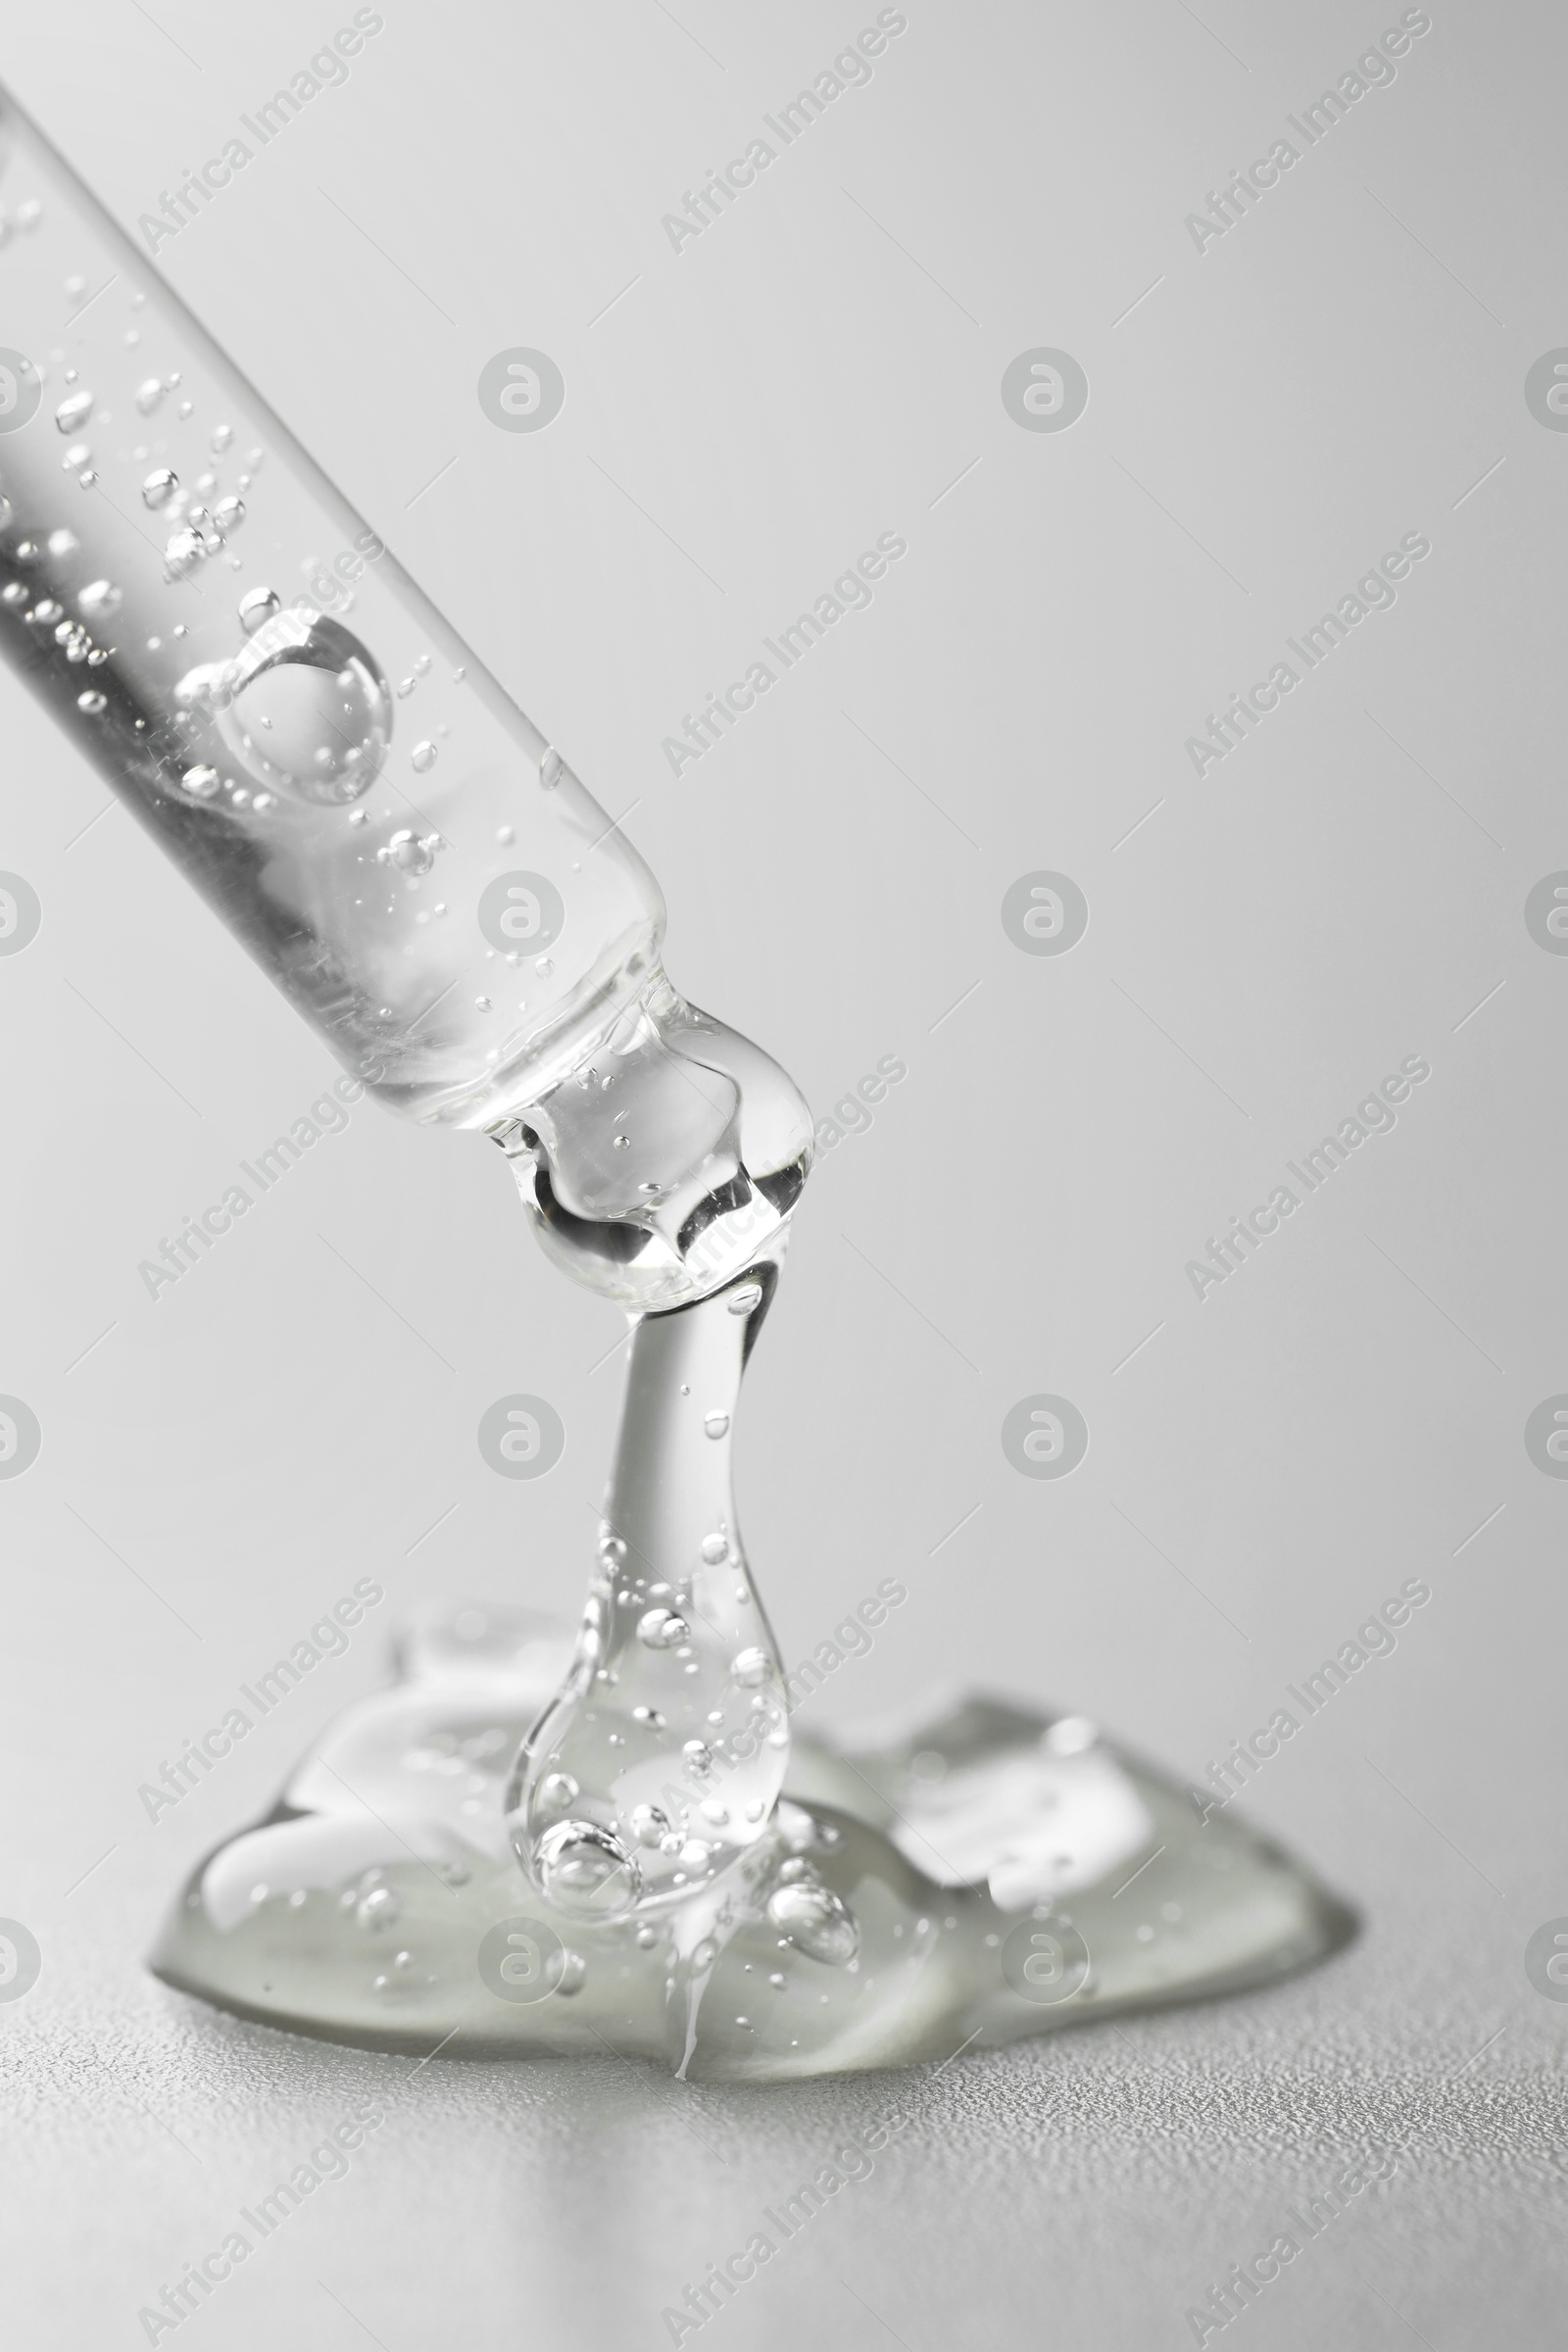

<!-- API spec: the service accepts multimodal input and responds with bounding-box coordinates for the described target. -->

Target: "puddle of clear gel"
[144,951,1350,2076]
[149,1600,1353,2080]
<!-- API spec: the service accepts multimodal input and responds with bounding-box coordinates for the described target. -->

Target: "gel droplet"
[637,1607,689,1650]
[704,1412,730,1440]
[412,741,436,773]
[165,527,206,577]
[211,612,390,804]
[532,1820,639,1918]
[379,828,436,875]
[765,1879,858,1964]
[356,1886,401,1931]
[142,466,177,509]
[238,586,280,635]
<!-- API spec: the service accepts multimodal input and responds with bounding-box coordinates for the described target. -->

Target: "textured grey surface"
[11,1886,1568,2349]
[3,0,1567,2343]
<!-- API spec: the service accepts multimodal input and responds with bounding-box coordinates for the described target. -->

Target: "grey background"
[2,0,1565,2344]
